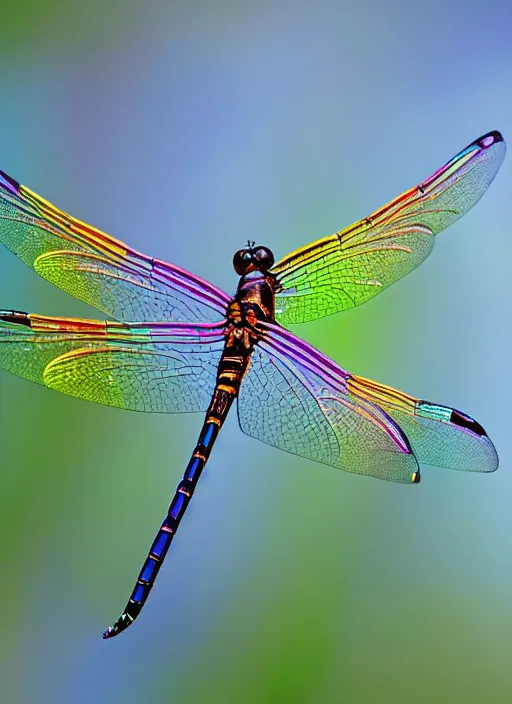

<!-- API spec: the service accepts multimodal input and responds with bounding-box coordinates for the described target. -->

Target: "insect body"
[0,131,504,637]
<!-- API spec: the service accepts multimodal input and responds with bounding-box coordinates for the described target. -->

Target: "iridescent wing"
[347,374,498,472]
[238,323,497,480]
[238,323,420,483]
[0,172,230,323]
[272,131,506,324]
[0,311,225,412]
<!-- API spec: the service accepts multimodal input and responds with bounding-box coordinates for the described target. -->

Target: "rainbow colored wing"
[238,322,498,480]
[0,172,230,323]
[347,374,498,472]
[239,322,420,483]
[272,131,505,324]
[0,311,225,413]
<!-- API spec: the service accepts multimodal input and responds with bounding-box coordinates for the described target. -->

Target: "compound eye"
[233,249,252,275]
[253,246,274,271]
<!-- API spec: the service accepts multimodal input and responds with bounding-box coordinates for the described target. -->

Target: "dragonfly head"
[233,243,275,275]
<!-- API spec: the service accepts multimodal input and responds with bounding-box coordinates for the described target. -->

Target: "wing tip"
[0,169,21,196]
[475,130,504,148]
[449,410,499,470]
[0,310,31,327]
[418,401,499,473]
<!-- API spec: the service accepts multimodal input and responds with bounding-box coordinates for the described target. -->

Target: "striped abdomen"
[102,350,250,638]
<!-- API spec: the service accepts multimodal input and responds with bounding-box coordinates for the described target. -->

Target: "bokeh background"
[0,2,511,702]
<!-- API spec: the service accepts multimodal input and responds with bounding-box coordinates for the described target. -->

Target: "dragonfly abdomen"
[102,353,247,638]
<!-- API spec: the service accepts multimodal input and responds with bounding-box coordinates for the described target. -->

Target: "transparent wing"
[0,171,230,322]
[0,311,225,413]
[272,131,505,324]
[347,375,498,472]
[238,323,420,483]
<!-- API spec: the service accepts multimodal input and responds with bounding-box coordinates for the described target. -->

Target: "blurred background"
[0,1,511,702]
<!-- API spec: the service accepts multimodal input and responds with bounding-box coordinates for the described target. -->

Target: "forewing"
[0,311,225,413]
[347,375,498,472]
[238,323,419,483]
[272,131,505,323]
[0,171,230,322]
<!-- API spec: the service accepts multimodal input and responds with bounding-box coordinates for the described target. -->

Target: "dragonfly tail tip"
[102,625,116,640]
[102,610,137,640]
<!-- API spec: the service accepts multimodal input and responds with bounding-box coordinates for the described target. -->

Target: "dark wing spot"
[450,409,486,437]
[0,310,32,327]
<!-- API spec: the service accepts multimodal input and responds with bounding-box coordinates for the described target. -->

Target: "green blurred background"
[0,1,510,702]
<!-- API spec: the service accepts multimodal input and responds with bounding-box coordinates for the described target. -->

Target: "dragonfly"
[0,130,505,639]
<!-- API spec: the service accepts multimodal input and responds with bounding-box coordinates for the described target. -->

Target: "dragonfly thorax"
[233,244,275,275]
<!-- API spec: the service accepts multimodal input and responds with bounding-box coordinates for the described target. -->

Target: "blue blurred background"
[0,2,511,702]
